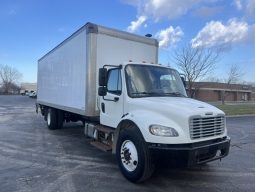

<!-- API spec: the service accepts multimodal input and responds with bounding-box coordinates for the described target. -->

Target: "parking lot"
[0,95,255,192]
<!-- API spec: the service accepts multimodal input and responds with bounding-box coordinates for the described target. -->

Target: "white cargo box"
[37,23,158,117]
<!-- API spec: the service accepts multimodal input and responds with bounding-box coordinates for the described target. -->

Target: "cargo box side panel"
[37,30,86,114]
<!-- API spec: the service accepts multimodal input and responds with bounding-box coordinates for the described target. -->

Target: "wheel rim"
[47,111,51,126]
[120,140,138,172]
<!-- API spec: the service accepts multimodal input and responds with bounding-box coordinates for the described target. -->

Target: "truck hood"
[126,96,226,144]
[129,97,224,118]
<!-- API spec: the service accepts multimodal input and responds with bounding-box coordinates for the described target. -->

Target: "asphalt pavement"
[0,95,255,192]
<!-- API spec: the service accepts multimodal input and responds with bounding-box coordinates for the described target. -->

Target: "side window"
[107,69,122,95]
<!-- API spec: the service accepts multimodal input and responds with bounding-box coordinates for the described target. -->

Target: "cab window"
[107,69,122,95]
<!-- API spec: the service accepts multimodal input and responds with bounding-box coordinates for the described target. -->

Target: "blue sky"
[0,0,255,83]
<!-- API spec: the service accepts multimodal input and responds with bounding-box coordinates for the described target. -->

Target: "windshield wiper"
[131,91,187,97]
[131,91,162,96]
[163,92,187,97]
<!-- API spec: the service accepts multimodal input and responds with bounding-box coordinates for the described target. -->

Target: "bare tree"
[174,45,221,98]
[0,64,22,94]
[221,64,243,104]
[204,76,222,83]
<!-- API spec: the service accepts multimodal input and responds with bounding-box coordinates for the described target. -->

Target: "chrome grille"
[190,116,225,139]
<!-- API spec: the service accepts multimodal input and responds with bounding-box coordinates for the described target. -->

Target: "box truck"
[36,22,230,182]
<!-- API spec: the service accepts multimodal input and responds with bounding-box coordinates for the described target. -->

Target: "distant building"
[252,86,255,101]
[191,82,254,102]
[20,83,37,94]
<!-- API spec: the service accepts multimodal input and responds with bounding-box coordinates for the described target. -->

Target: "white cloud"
[234,0,243,10]
[147,0,204,21]
[245,24,255,42]
[233,0,255,15]
[124,0,223,32]
[191,19,255,48]
[127,0,203,21]
[246,0,255,15]
[127,15,147,32]
[156,26,184,48]
[193,6,223,17]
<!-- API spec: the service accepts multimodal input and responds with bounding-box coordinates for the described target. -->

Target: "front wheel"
[116,124,155,182]
[120,140,138,172]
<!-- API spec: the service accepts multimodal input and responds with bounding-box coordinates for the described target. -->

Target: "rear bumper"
[148,136,230,166]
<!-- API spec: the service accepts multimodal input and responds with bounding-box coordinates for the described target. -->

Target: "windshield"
[125,65,187,98]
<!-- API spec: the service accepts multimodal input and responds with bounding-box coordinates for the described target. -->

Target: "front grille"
[190,116,225,139]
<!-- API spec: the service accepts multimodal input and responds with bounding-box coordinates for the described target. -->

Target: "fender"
[112,109,188,154]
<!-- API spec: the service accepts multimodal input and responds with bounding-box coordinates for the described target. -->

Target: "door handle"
[103,96,119,102]
[101,103,105,113]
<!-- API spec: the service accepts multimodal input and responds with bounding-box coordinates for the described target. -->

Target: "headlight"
[149,125,179,137]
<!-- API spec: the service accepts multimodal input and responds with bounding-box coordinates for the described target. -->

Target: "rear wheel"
[116,124,155,183]
[46,108,58,130]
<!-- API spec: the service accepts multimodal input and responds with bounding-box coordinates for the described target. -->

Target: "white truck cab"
[97,62,230,182]
[36,23,230,183]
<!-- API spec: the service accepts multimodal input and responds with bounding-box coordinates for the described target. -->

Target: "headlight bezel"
[149,124,179,137]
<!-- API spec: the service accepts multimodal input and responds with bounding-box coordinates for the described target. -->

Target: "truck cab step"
[95,125,115,134]
[90,141,112,152]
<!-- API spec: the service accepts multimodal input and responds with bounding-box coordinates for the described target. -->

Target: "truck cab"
[97,62,230,182]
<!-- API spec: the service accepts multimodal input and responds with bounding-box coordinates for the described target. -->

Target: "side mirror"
[99,68,107,86]
[98,86,107,96]
[181,76,186,88]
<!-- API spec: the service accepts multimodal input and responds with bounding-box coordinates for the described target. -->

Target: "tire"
[43,108,47,121]
[46,108,58,130]
[82,120,85,127]
[57,110,64,129]
[116,124,155,183]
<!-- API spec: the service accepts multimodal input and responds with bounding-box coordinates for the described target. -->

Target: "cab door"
[100,68,124,128]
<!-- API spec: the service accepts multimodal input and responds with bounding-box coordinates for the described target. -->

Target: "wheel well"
[38,105,48,116]
[112,119,144,154]
[119,120,136,130]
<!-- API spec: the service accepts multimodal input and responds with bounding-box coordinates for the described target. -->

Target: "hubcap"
[120,140,138,172]
[47,111,51,126]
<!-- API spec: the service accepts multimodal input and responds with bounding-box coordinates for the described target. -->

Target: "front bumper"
[148,136,230,166]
